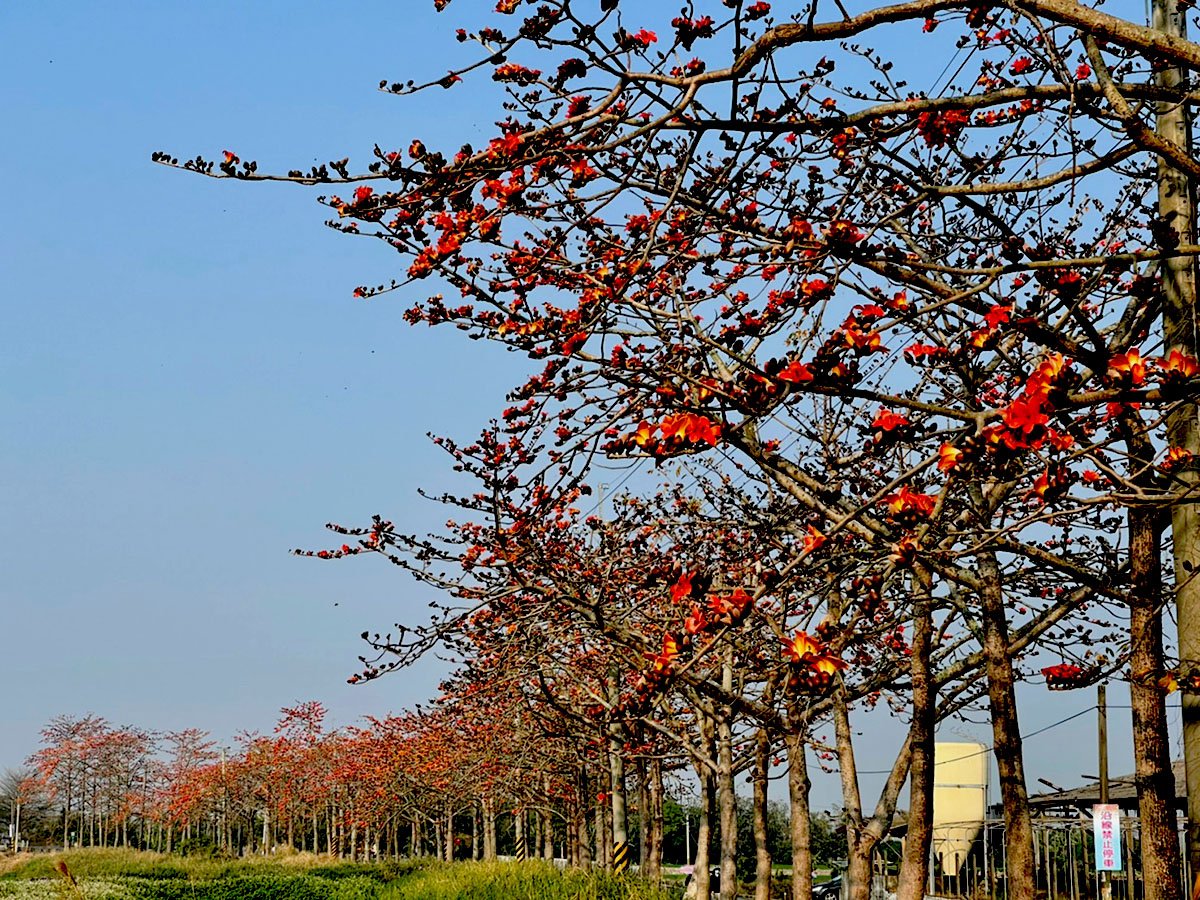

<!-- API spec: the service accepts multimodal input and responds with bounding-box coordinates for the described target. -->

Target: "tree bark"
[596,754,612,868]
[785,730,813,900]
[1154,0,1200,875]
[694,749,716,900]
[608,730,629,864]
[717,652,739,900]
[577,771,592,868]
[753,727,773,900]
[472,800,480,861]
[636,756,648,868]
[896,584,935,900]
[649,757,665,884]
[976,540,1036,900]
[1130,506,1184,900]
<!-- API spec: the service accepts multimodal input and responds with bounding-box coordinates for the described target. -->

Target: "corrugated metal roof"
[1029,760,1185,808]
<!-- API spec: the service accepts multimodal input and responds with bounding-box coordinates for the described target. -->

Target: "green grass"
[379,860,672,900]
[0,852,670,900]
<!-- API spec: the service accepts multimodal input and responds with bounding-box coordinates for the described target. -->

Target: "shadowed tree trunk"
[753,726,773,900]
[970,480,1035,900]
[717,649,738,900]
[1129,504,1184,900]
[648,757,664,883]
[897,579,935,900]
[785,729,813,900]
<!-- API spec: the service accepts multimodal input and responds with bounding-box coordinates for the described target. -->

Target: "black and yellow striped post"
[612,840,630,874]
[515,835,528,861]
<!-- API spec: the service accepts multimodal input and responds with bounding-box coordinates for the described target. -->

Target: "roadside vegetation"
[0,851,672,900]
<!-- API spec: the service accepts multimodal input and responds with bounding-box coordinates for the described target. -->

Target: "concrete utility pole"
[1155,0,1200,876]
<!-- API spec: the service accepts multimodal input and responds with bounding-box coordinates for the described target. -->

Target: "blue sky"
[0,0,1173,811]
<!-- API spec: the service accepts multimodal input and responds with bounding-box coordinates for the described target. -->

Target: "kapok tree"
[300,413,1115,900]
[163,3,1200,900]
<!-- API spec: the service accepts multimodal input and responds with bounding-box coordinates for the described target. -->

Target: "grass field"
[0,850,674,899]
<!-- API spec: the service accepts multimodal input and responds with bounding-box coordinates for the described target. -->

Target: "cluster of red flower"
[782,631,848,691]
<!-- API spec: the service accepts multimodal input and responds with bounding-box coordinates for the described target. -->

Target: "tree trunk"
[753,727,773,900]
[636,757,649,868]
[328,803,335,856]
[596,755,611,868]
[608,731,629,867]
[472,800,480,861]
[785,730,813,900]
[976,540,1036,900]
[694,751,716,900]
[576,771,592,868]
[717,727,738,900]
[488,799,498,860]
[1130,507,1185,900]
[649,757,664,883]
[897,588,936,900]
[718,650,738,900]
[1152,0,1200,874]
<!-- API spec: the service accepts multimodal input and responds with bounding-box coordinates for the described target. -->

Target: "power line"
[855,705,1098,775]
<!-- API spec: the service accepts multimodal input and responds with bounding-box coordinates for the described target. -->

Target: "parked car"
[814,875,843,900]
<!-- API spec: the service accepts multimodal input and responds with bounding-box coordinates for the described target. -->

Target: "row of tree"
[19,706,841,875]
[158,0,1200,898]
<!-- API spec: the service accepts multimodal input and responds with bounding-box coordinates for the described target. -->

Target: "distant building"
[1029,760,1186,814]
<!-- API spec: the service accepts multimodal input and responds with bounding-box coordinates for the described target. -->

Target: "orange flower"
[802,525,826,554]
[872,408,910,433]
[1045,428,1074,451]
[1159,348,1199,382]
[883,486,936,518]
[683,607,708,635]
[1161,446,1194,472]
[810,654,848,676]
[646,633,681,675]
[660,413,721,446]
[632,420,656,447]
[984,304,1013,328]
[669,572,694,604]
[1002,396,1049,435]
[1107,348,1147,386]
[708,588,753,624]
[777,360,814,383]
[1042,663,1083,688]
[1025,353,1069,396]
[798,279,831,304]
[781,630,821,663]
[1030,467,1069,504]
[842,323,883,354]
[938,443,963,472]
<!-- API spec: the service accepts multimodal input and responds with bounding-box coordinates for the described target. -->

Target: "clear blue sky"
[0,0,1173,811]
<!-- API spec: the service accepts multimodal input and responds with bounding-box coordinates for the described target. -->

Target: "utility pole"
[9,794,20,855]
[1099,684,1111,900]
[1155,0,1200,877]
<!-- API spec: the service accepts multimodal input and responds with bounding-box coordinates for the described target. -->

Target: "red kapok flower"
[938,443,963,472]
[1108,348,1147,386]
